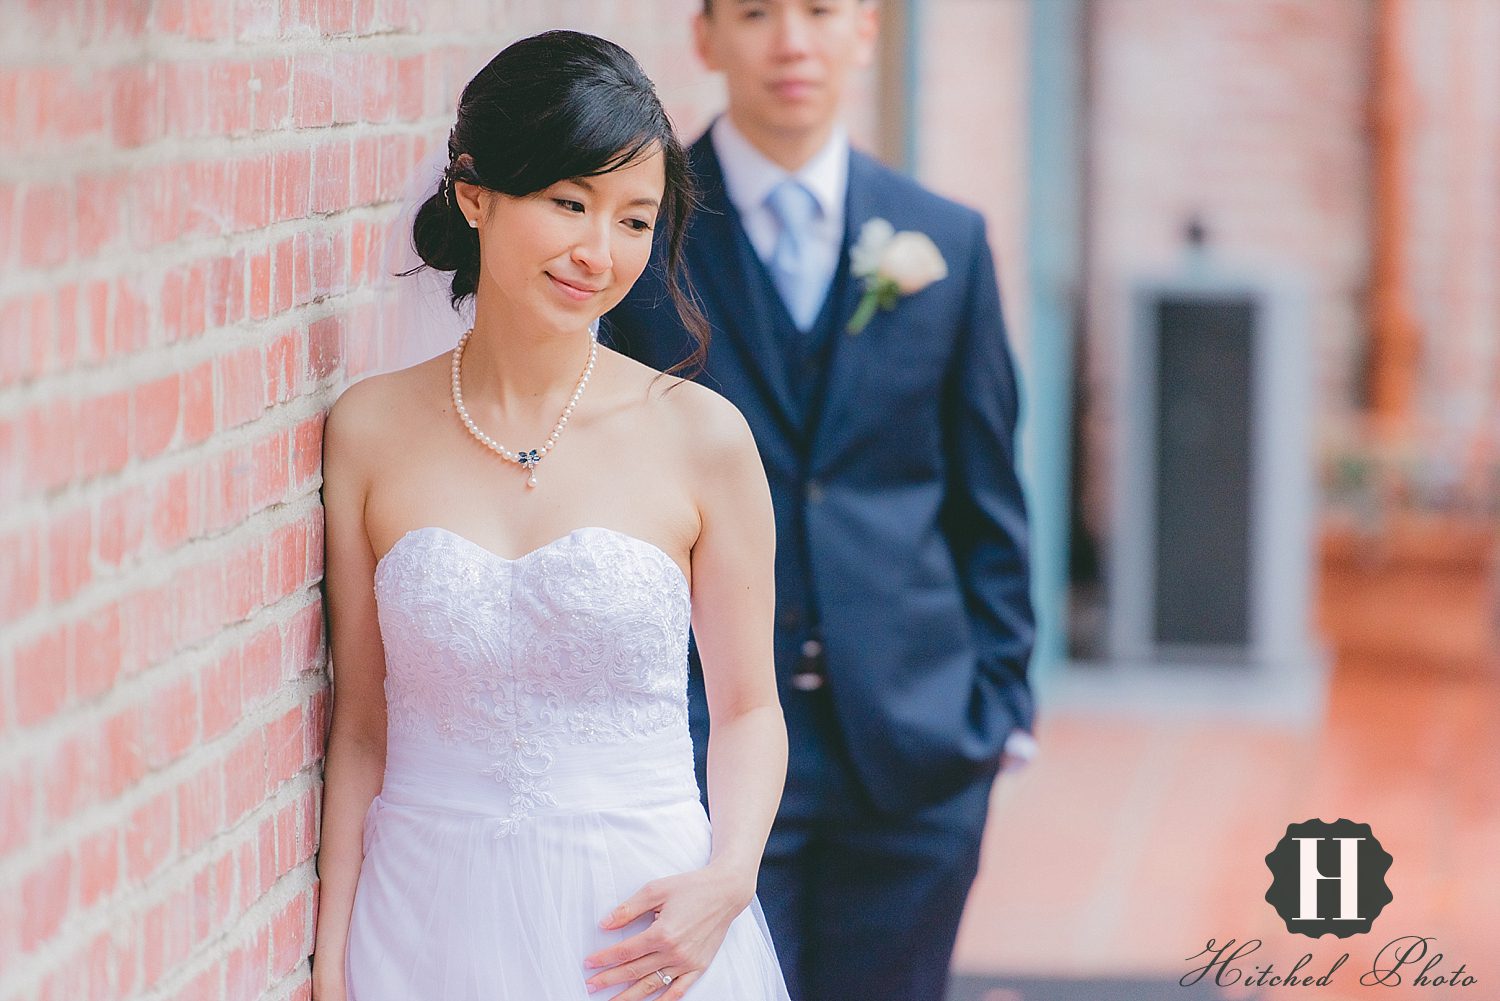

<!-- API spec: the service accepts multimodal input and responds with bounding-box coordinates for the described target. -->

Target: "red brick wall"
[1386,0,1500,481]
[0,2,802,999]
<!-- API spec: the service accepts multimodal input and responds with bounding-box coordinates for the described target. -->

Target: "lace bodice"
[371,525,693,835]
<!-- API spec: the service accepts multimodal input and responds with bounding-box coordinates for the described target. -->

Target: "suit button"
[805,480,824,504]
[791,637,826,691]
[791,672,825,691]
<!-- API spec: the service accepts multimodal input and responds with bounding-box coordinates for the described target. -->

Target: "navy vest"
[737,223,857,436]
[732,216,858,648]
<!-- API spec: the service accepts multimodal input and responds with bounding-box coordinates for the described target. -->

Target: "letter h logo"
[1265,819,1393,939]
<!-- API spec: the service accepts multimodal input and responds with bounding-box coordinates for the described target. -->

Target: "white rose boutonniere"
[846,218,949,334]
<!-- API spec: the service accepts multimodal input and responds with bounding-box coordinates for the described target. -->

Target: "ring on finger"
[655,969,674,987]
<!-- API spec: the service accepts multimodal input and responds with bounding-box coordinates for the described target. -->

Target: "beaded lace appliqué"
[372,527,691,838]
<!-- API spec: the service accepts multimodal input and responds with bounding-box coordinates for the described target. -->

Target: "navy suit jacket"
[604,129,1035,816]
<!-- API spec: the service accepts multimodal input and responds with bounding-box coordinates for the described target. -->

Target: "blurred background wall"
[1062,0,1499,685]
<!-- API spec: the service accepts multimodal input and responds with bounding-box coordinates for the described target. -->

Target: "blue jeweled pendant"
[516,448,541,488]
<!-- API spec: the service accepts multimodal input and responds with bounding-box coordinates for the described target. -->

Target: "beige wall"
[917,0,1033,371]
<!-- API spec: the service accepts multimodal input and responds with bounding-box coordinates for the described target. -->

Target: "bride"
[312,30,791,1001]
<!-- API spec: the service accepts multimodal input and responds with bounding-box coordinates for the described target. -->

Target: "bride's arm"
[310,382,391,998]
[681,389,786,889]
[585,383,786,998]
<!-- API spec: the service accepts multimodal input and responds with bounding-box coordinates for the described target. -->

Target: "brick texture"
[1390,0,1500,478]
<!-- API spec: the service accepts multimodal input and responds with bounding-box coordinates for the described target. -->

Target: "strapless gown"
[344,525,791,1000]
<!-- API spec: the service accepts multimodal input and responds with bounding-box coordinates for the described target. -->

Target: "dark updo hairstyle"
[405,30,708,380]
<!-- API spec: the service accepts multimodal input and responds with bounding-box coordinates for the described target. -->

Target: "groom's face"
[695,0,877,140]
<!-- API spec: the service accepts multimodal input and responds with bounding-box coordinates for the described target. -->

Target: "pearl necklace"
[450,326,597,488]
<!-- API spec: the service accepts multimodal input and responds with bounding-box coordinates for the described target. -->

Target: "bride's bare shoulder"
[607,348,758,465]
[324,357,443,471]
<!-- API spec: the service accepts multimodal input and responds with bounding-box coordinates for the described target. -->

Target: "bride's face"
[465,146,665,330]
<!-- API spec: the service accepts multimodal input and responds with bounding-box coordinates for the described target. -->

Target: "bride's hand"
[582,860,757,998]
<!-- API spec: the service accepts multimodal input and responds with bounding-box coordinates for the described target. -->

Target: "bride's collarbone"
[367,375,695,574]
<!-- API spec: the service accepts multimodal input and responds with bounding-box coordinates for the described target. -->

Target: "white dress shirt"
[710,113,848,304]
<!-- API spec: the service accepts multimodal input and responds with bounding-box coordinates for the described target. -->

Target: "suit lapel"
[808,150,883,471]
[687,134,804,437]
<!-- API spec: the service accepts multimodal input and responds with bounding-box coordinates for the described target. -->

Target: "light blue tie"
[765,179,823,331]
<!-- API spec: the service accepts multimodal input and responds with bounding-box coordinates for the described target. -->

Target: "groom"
[604,2,1036,998]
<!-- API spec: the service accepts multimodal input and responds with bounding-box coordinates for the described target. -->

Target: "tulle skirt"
[343,730,791,1000]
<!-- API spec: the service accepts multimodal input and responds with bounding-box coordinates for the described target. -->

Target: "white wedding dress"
[344,524,791,999]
